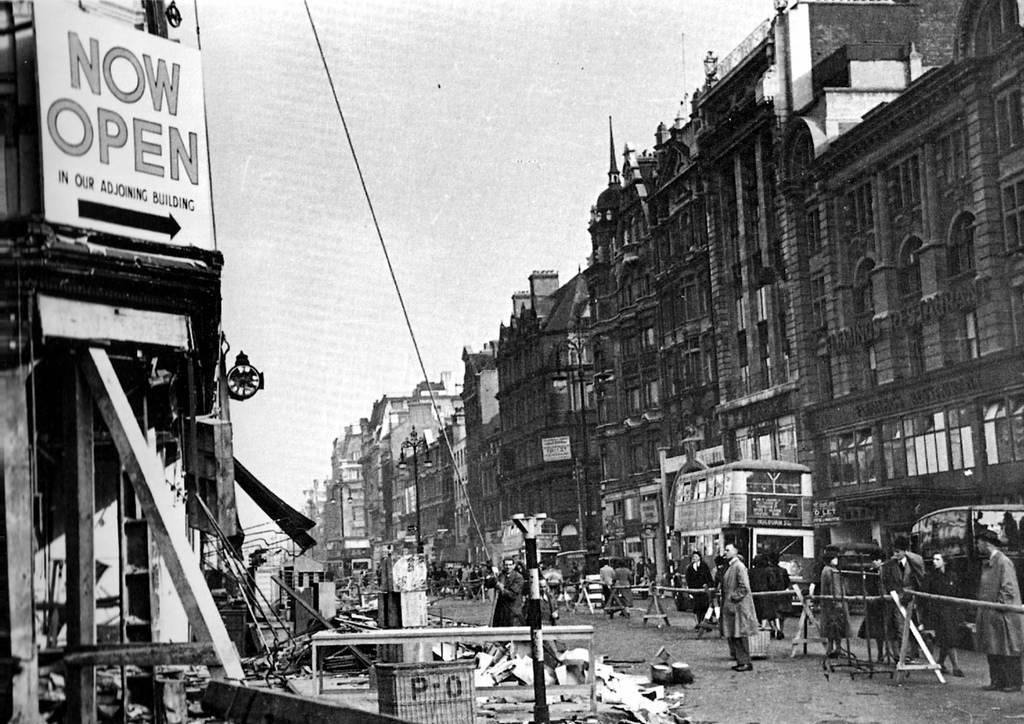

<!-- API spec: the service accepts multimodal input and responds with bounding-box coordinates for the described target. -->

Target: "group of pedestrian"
[491,528,1024,690]
[819,528,1024,693]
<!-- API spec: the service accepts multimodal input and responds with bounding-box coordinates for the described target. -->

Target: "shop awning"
[233,458,316,552]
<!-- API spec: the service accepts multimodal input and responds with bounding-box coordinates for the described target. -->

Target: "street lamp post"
[398,427,431,555]
[562,329,591,558]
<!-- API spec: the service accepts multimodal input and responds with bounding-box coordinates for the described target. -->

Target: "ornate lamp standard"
[560,327,592,558]
[398,427,431,554]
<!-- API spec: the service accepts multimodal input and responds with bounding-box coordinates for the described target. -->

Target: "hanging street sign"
[35,3,214,249]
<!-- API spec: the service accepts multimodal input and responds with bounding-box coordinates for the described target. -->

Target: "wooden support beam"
[202,681,407,724]
[64,360,96,722]
[79,347,244,680]
[0,366,40,722]
[63,642,220,668]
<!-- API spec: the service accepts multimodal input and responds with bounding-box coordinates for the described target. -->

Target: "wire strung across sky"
[302,1,492,562]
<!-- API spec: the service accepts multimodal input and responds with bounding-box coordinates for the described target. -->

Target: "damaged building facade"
[0,4,316,720]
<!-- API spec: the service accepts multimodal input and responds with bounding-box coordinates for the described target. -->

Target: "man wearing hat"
[976,527,1024,692]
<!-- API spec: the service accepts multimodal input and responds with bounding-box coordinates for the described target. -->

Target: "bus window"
[747,471,771,493]
[756,533,804,558]
[775,472,802,495]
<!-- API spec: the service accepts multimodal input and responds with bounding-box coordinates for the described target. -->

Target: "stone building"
[584,123,666,565]
[783,0,1024,544]
[496,271,598,559]
[582,0,969,564]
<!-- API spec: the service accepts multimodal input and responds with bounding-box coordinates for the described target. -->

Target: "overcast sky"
[197,0,774,522]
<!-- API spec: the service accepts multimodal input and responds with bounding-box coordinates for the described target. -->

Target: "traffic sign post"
[512,513,550,724]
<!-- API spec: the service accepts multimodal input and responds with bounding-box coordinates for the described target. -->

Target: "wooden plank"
[37,295,189,348]
[0,366,39,722]
[79,347,244,680]
[64,362,96,722]
[203,681,408,724]
[63,643,219,668]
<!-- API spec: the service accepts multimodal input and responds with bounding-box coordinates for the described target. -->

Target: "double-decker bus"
[671,459,813,564]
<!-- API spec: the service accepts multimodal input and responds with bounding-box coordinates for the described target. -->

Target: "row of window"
[825,396,1024,487]
[735,417,798,463]
[598,436,661,480]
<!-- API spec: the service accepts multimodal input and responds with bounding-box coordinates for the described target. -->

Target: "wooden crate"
[376,660,475,724]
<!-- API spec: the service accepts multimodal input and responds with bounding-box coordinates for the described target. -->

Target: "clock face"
[227,364,262,400]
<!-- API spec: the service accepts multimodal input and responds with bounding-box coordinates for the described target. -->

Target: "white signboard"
[35,4,214,248]
[541,436,572,462]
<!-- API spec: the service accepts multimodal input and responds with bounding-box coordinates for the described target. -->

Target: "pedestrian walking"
[599,559,615,605]
[609,560,634,617]
[856,548,888,662]
[819,545,850,658]
[721,543,758,672]
[768,552,791,639]
[684,551,714,629]
[491,558,525,627]
[975,527,1024,692]
[923,552,964,677]
[712,553,729,636]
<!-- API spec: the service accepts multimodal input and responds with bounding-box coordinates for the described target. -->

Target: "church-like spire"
[608,116,621,186]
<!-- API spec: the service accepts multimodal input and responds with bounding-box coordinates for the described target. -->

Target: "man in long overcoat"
[722,543,759,671]
[880,536,925,658]
[976,527,1024,691]
[492,558,525,627]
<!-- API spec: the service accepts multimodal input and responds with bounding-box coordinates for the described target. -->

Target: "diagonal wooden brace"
[80,347,244,680]
[890,591,945,683]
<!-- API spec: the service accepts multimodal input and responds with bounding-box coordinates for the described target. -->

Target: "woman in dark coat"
[820,545,850,658]
[856,548,887,662]
[684,552,714,629]
[923,552,963,676]
[749,555,773,625]
[768,553,792,639]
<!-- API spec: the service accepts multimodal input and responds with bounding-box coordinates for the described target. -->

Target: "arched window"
[971,0,1021,56]
[948,213,976,277]
[853,259,875,318]
[786,126,814,183]
[898,237,923,299]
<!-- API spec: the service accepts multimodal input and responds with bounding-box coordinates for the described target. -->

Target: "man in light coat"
[722,543,759,672]
[976,527,1024,692]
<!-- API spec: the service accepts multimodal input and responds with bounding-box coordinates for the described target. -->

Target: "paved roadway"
[427,593,1024,723]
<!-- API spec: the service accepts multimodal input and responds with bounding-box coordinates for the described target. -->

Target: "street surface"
[428,594,1024,723]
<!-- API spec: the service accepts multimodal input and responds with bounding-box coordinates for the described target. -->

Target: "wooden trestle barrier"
[642,583,670,627]
[789,583,826,657]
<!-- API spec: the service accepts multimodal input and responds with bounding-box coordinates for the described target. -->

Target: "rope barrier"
[910,589,1024,615]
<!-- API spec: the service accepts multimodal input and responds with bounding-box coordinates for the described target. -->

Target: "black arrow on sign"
[78,199,181,239]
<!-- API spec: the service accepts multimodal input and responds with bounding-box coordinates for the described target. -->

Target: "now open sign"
[35,3,213,248]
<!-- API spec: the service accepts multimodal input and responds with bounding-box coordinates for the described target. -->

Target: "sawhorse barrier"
[643,584,670,627]
[789,584,826,657]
